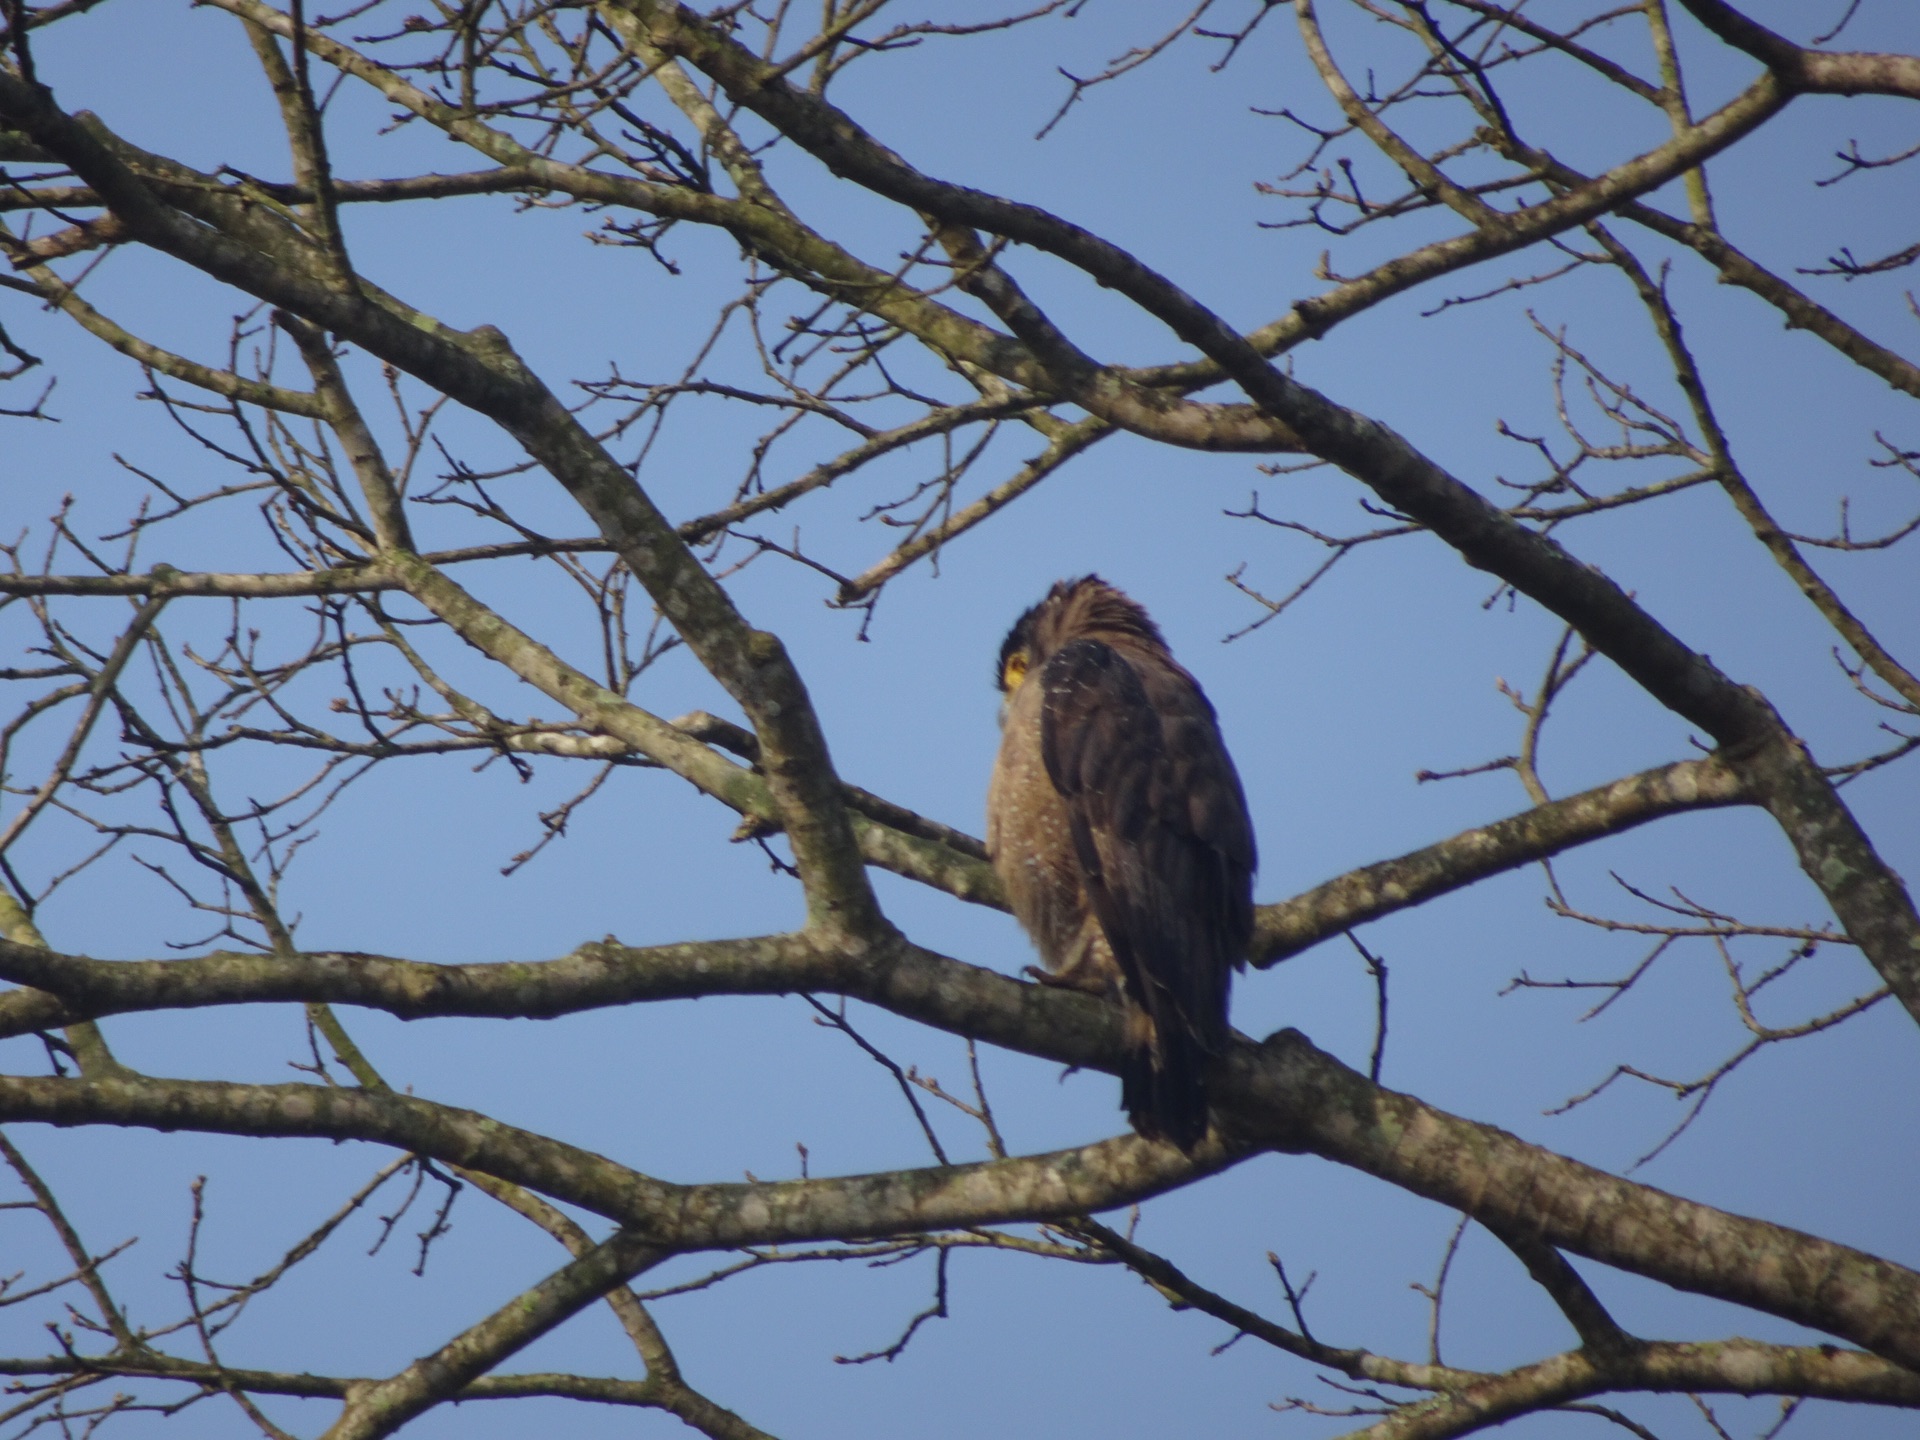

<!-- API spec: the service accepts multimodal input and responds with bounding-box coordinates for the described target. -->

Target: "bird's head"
[996,575,1164,698]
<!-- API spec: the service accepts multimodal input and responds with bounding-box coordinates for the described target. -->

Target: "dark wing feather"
[1038,638,1255,1147]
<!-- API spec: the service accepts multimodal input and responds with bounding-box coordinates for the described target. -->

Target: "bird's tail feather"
[1121,1014,1211,1152]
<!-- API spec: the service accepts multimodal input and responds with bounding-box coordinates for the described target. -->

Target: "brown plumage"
[986,576,1256,1150]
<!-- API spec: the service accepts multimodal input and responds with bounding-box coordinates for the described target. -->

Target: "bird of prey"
[987,576,1256,1150]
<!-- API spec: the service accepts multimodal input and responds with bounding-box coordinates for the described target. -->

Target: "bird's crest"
[996,575,1164,693]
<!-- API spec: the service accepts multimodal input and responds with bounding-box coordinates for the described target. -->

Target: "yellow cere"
[1003,650,1030,691]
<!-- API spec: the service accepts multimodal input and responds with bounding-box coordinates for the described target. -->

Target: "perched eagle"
[987,577,1256,1150]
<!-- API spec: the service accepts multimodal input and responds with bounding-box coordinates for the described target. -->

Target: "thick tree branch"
[1079,1217,1920,1439]
[0,756,1759,1034]
[1254,758,1748,964]
[0,258,323,416]
[1240,1030,1920,1375]
[446,1166,779,1440]
[0,1070,1217,1248]
[0,932,840,1028]
[0,563,399,598]
[1672,0,1920,97]
[5,1331,1909,1438]
[0,748,1759,1034]
[324,1229,667,1440]
[3,946,1917,1373]
[0,1355,776,1433]
[1331,1337,1920,1440]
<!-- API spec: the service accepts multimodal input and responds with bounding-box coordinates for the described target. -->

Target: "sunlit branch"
[0,253,323,416]
[444,1158,780,1440]
[1326,1337,1920,1440]
[0,1024,1916,1374]
[1253,758,1746,964]
[323,1228,667,1440]
[0,1354,778,1439]
[1671,0,1920,98]
[0,1067,1219,1247]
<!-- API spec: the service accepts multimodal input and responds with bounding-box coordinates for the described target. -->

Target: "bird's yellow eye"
[1001,650,1030,691]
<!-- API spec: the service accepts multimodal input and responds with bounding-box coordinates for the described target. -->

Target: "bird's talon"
[1026,964,1108,995]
